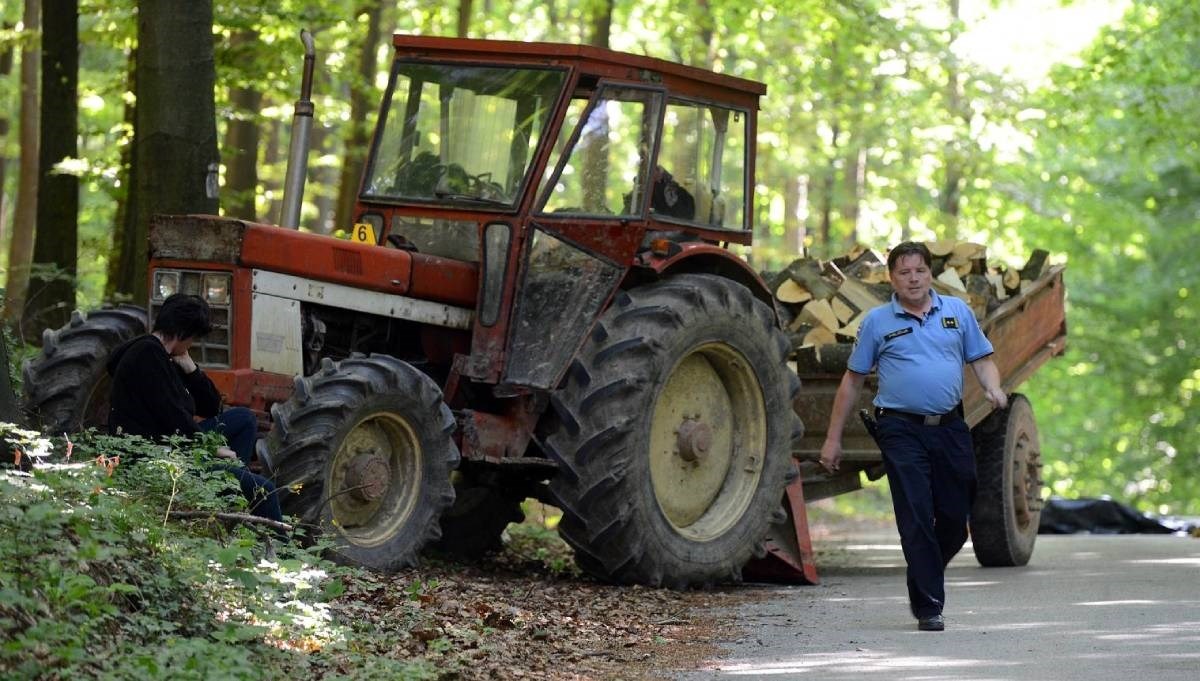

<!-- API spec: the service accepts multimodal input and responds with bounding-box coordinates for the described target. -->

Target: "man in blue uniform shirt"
[820,241,1007,632]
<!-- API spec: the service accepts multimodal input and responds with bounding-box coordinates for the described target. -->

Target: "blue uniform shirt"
[847,290,993,415]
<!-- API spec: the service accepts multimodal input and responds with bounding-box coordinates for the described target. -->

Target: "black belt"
[874,406,962,426]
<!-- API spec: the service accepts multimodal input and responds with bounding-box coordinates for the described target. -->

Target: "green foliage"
[979,0,1200,514]
[0,425,433,679]
[1,0,1194,517]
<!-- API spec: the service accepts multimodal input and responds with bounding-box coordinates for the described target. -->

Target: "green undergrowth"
[0,424,436,681]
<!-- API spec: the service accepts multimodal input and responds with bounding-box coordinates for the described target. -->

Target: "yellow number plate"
[351,223,377,244]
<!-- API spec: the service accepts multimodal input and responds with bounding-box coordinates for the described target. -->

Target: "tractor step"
[743,473,820,584]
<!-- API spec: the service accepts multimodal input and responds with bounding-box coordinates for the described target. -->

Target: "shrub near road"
[0,426,733,680]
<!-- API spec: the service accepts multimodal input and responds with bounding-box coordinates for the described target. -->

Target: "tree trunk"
[222,30,261,222]
[0,22,15,245]
[841,146,866,246]
[126,0,219,303]
[107,48,137,301]
[332,1,385,232]
[939,0,964,236]
[26,0,79,337]
[3,0,41,327]
[263,116,283,224]
[578,0,613,210]
[588,0,613,48]
[457,0,473,37]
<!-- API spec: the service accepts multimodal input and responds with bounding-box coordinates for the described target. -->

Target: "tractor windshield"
[362,62,567,209]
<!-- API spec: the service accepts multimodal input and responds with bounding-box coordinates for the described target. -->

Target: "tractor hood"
[148,214,478,307]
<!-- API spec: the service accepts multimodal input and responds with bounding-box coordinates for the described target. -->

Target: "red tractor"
[25,35,822,586]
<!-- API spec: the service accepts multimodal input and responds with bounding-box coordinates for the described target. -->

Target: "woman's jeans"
[198,407,282,524]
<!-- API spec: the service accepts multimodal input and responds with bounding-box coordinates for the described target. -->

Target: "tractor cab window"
[363,63,566,209]
[537,86,663,218]
[656,100,749,230]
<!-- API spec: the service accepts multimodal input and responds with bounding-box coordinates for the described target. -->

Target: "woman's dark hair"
[887,241,933,272]
[152,294,212,340]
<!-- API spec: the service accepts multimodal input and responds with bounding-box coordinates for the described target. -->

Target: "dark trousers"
[199,408,282,524]
[877,415,976,619]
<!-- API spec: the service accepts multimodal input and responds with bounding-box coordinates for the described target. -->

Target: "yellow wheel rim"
[648,342,767,541]
[327,411,421,547]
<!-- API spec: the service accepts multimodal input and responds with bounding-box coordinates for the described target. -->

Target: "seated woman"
[106,294,282,525]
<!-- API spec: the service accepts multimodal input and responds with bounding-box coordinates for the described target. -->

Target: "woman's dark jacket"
[105,334,221,438]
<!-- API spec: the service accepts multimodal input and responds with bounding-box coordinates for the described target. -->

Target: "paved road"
[677,532,1200,681]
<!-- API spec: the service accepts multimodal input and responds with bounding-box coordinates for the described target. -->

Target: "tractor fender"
[631,241,777,315]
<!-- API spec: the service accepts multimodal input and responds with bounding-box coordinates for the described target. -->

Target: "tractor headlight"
[203,273,232,305]
[153,271,179,300]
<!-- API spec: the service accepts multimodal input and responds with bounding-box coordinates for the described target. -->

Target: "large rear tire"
[260,355,459,571]
[545,274,801,588]
[22,305,149,434]
[971,393,1043,567]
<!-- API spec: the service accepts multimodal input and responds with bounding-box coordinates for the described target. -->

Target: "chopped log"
[1020,248,1049,281]
[986,271,1009,301]
[1002,267,1021,297]
[947,254,973,277]
[964,274,997,320]
[776,278,813,304]
[856,261,891,284]
[866,281,894,300]
[841,248,886,281]
[951,241,986,262]
[783,258,839,300]
[793,342,854,374]
[787,321,813,352]
[837,313,864,341]
[798,298,839,332]
[836,277,887,314]
[802,325,836,348]
[831,296,857,324]
[936,268,967,292]
[927,239,956,257]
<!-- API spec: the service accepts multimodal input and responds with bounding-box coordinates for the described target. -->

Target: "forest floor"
[329,503,877,680]
[332,521,757,680]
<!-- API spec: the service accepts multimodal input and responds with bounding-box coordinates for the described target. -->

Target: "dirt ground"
[331,503,892,680]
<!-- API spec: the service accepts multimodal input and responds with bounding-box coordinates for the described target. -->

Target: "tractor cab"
[352,36,766,392]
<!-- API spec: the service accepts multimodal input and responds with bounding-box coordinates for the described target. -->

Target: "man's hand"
[172,352,197,374]
[215,446,238,461]
[984,385,1008,410]
[819,439,843,474]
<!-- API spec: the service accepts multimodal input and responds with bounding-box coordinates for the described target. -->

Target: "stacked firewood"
[764,241,1050,368]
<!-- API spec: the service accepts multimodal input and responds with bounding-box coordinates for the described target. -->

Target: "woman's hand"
[172,352,197,374]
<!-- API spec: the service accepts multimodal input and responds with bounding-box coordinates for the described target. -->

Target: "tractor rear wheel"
[22,305,148,434]
[261,355,458,571]
[970,393,1043,567]
[545,274,801,588]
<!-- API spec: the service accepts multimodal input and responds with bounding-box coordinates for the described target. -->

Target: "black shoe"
[917,614,944,631]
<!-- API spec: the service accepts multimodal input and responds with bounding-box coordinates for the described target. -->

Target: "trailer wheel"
[261,355,458,571]
[545,274,801,588]
[22,305,148,434]
[429,471,525,559]
[970,394,1043,567]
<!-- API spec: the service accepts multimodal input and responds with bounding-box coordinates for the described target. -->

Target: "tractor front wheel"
[261,355,459,570]
[546,274,801,588]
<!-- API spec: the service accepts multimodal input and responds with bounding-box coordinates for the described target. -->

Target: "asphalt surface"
[675,531,1200,681]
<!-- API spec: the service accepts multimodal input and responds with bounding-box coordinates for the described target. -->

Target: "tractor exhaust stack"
[280,29,316,229]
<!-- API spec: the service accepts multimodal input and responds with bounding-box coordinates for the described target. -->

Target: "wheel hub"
[345,448,390,502]
[649,343,766,541]
[675,417,713,463]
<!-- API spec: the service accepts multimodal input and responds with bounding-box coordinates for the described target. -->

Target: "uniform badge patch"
[942,317,959,329]
[884,327,913,340]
